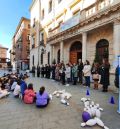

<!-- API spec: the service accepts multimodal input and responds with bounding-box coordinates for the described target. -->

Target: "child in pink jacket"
[24,83,36,104]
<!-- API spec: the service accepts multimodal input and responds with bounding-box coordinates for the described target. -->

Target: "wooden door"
[70,52,77,64]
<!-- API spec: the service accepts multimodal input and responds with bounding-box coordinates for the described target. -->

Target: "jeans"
[85,76,90,87]
[73,77,78,85]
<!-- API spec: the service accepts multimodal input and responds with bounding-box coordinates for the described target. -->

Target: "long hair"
[28,83,33,90]
[39,86,45,95]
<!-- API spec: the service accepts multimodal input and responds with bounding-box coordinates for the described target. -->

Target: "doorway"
[70,41,82,64]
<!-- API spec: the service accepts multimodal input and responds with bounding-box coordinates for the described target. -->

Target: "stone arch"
[95,39,109,64]
[69,41,82,64]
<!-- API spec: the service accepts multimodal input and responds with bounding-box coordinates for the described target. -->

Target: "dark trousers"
[61,72,65,85]
[37,72,40,77]
[73,77,78,85]
[85,76,90,87]
[78,72,83,84]
[67,78,70,84]
[103,85,108,91]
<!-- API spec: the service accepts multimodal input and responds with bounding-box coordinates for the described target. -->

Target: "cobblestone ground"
[0,77,120,129]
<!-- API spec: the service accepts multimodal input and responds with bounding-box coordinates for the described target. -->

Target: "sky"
[0,0,32,57]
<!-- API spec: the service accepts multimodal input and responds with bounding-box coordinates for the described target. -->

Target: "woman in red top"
[24,83,36,104]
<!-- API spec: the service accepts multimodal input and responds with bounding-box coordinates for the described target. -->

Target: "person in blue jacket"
[20,77,27,99]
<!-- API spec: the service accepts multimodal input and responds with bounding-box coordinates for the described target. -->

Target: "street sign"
[118,56,120,114]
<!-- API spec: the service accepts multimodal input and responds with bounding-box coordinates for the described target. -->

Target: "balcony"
[47,0,115,40]
[48,26,60,38]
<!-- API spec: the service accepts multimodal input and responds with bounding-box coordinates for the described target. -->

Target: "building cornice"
[47,2,120,43]
[13,17,30,39]
[29,0,38,12]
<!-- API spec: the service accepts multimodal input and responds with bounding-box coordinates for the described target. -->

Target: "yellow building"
[30,0,120,72]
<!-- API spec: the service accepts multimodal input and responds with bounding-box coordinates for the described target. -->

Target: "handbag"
[93,74,99,80]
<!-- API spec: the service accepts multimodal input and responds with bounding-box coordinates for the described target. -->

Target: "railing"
[47,0,115,39]
[48,26,60,38]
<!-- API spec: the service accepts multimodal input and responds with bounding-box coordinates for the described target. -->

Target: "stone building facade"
[12,17,30,70]
[0,45,8,68]
[30,0,120,73]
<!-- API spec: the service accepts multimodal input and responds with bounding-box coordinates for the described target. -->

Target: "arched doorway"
[48,52,50,64]
[70,41,82,64]
[57,49,60,63]
[95,39,109,64]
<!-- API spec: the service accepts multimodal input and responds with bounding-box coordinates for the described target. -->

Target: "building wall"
[12,18,30,70]
[87,25,113,65]
[0,47,8,68]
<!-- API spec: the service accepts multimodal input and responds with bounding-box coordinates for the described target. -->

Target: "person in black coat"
[100,58,110,92]
[41,65,44,78]
[37,65,40,77]
[47,64,51,79]
[114,65,119,88]
[78,59,83,84]
[61,64,66,85]
[51,64,56,80]
[32,65,36,77]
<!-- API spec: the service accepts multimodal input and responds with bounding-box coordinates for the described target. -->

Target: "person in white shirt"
[83,60,91,87]
[0,84,10,99]
[65,64,71,86]
[11,81,17,91]
[13,80,21,98]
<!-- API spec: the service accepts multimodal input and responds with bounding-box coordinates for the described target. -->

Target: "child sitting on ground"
[0,84,10,99]
[24,83,36,104]
[36,86,50,108]
[13,79,21,98]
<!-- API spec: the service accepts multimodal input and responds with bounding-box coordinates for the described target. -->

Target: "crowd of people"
[0,73,51,108]
[32,58,119,92]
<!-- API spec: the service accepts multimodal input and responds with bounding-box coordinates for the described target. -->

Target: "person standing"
[91,63,99,89]
[61,64,66,85]
[37,65,40,77]
[41,65,45,78]
[65,64,71,86]
[51,64,56,80]
[100,58,110,92]
[32,65,36,77]
[72,63,78,85]
[78,59,83,84]
[114,65,119,93]
[83,60,91,87]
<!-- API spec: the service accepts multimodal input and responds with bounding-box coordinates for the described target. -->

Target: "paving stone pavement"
[0,77,120,129]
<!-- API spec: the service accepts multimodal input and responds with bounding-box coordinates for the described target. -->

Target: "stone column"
[113,19,120,58]
[82,32,87,63]
[60,41,64,62]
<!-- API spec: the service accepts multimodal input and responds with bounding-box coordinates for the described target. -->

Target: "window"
[96,39,109,64]
[41,33,44,41]
[33,18,35,27]
[48,52,50,64]
[49,0,52,13]
[58,0,62,4]
[41,53,43,64]
[42,9,44,19]
[27,34,30,41]
[28,24,30,29]
[32,55,34,65]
